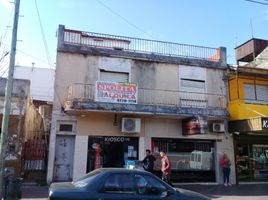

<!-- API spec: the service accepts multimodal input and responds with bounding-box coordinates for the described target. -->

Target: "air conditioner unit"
[212,123,225,132]
[121,118,141,133]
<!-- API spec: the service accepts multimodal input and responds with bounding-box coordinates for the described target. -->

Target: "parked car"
[49,168,210,200]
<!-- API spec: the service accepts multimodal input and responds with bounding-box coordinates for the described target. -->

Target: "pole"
[0,0,20,198]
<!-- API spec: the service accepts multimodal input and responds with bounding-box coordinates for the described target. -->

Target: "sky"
[1,0,268,75]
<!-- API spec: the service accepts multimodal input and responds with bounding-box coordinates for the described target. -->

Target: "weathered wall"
[77,113,144,137]
[0,78,30,97]
[24,99,44,139]
[55,53,226,109]
[0,78,30,115]
[207,68,226,95]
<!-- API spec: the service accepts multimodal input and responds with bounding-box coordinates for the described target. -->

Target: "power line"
[95,0,155,39]
[0,6,14,49]
[0,52,9,64]
[34,0,53,69]
[244,0,268,5]
[1,41,53,67]
[0,63,9,77]
[0,6,14,68]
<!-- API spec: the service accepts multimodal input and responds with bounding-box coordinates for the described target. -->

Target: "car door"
[98,173,138,200]
[134,174,177,200]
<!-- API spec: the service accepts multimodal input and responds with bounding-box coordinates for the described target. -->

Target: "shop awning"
[229,117,268,134]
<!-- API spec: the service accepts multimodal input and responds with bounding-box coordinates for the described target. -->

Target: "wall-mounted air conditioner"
[121,118,141,133]
[212,123,225,132]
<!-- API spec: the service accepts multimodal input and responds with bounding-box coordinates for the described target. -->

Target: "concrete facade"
[47,25,232,184]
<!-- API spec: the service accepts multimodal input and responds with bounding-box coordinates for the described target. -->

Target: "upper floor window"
[180,78,206,93]
[100,70,129,82]
[180,78,207,108]
[244,83,268,104]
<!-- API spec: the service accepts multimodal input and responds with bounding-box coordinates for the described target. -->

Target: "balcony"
[58,25,227,68]
[64,83,227,118]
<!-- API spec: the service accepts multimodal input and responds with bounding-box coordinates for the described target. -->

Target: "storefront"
[231,117,268,182]
[235,135,268,182]
[87,136,139,172]
[152,138,216,182]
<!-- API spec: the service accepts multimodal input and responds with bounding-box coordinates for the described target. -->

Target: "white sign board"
[95,81,138,104]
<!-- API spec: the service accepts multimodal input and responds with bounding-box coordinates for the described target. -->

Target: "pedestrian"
[220,153,232,186]
[142,149,156,173]
[159,150,172,186]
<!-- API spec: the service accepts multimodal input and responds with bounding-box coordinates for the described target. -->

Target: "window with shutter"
[244,83,268,104]
[100,70,129,82]
[244,84,256,101]
[180,79,207,107]
[256,85,268,102]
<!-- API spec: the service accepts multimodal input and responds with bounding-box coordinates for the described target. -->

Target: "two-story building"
[47,25,232,184]
[229,38,268,183]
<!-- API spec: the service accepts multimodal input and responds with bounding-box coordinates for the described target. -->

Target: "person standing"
[142,149,156,173]
[220,153,232,186]
[160,150,172,185]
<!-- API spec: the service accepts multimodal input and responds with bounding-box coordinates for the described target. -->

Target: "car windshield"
[72,170,101,188]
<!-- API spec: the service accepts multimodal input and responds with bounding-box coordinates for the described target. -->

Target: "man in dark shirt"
[142,149,156,173]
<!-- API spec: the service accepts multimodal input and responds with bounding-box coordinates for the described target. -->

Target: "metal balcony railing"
[63,29,221,61]
[66,83,226,109]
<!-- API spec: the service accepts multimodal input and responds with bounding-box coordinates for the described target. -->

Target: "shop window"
[152,138,215,182]
[87,136,139,172]
[236,143,268,182]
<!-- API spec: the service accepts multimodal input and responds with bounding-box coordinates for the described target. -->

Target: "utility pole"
[0,0,20,198]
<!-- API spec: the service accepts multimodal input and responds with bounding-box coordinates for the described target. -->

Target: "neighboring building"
[235,38,268,65]
[229,39,268,183]
[0,78,30,176]
[14,65,55,103]
[13,65,54,181]
[47,25,231,184]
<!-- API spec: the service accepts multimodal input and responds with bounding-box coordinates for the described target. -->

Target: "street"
[21,183,268,200]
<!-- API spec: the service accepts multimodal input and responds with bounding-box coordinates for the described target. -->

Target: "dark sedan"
[49,168,210,200]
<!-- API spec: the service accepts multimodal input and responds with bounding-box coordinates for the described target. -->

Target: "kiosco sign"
[262,117,268,130]
[95,81,138,104]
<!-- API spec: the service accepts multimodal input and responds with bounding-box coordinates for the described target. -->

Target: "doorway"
[103,140,124,167]
[87,136,139,172]
[53,135,75,182]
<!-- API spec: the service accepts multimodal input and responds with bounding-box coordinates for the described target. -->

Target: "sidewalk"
[20,183,268,200]
[21,182,48,200]
[177,183,268,200]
